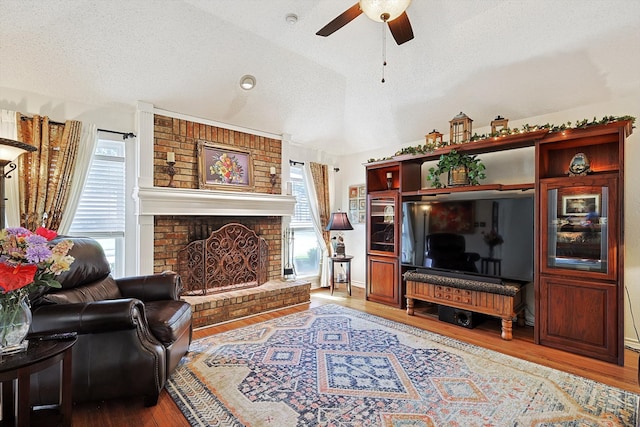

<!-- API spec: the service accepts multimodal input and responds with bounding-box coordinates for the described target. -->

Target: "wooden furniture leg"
[501,318,513,341]
[406,297,414,315]
[329,260,335,295]
[61,345,73,427]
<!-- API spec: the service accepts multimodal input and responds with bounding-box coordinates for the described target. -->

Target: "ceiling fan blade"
[316,3,362,37]
[387,12,414,45]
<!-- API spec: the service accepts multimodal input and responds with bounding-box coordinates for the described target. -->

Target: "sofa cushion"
[52,236,111,289]
[144,300,192,345]
[41,276,122,304]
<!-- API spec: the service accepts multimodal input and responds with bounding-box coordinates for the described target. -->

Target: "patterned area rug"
[167,305,639,426]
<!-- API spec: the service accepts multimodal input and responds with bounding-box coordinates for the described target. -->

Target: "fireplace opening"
[177,223,268,295]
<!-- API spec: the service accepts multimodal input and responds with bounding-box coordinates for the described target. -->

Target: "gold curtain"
[309,162,332,253]
[17,115,81,230]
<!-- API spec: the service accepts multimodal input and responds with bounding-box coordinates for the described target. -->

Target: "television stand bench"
[404,270,527,340]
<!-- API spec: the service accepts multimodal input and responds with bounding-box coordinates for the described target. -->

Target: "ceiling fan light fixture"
[239,74,256,90]
[359,0,412,23]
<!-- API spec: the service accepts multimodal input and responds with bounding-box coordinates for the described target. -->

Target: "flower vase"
[488,246,495,259]
[0,294,32,355]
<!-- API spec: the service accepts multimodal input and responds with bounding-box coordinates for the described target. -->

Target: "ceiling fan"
[316,0,414,45]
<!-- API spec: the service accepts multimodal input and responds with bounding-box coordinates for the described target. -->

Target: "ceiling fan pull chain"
[381,16,387,83]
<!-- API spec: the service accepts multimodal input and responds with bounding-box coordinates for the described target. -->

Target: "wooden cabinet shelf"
[403,183,534,197]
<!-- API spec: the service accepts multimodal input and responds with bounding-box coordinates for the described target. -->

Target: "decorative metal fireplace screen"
[178,223,268,295]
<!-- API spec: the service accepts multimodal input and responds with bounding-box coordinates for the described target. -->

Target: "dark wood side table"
[329,255,353,296]
[0,337,76,427]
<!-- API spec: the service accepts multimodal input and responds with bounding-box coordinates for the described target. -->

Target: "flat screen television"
[401,196,534,283]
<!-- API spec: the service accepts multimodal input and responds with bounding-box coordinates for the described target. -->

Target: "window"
[289,165,322,277]
[68,133,126,277]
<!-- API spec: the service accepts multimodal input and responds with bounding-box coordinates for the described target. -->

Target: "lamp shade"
[0,138,36,164]
[325,212,354,231]
[359,0,412,22]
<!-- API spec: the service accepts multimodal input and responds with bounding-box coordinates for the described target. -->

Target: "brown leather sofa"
[28,237,192,407]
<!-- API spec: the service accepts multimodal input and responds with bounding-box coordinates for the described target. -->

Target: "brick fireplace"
[133,106,304,327]
[154,215,281,281]
[147,113,290,279]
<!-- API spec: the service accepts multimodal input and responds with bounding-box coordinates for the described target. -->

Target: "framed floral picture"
[198,141,253,190]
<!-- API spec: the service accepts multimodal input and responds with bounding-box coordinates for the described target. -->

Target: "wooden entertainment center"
[365,119,633,364]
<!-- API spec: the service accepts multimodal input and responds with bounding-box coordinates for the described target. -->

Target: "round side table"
[0,337,76,427]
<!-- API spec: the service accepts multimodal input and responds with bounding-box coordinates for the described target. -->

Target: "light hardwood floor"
[69,286,639,427]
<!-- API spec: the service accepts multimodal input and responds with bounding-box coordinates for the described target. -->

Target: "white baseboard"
[624,337,640,352]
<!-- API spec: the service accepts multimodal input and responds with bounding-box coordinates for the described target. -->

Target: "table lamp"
[326,211,353,257]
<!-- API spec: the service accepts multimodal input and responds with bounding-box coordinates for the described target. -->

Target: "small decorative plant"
[426,150,487,188]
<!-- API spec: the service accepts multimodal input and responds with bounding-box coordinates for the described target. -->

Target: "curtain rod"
[19,115,65,126]
[98,128,136,140]
[19,116,136,140]
[289,160,338,171]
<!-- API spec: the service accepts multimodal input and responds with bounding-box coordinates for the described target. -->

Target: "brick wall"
[183,281,311,328]
[151,115,283,280]
[152,114,281,191]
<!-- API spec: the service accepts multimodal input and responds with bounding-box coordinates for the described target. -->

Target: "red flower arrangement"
[0,226,74,294]
[0,226,74,350]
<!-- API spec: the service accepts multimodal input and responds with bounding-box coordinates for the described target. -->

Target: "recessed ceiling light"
[240,75,256,90]
[285,13,298,24]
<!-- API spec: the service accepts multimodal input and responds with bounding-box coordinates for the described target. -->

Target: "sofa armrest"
[116,271,182,301]
[30,298,147,336]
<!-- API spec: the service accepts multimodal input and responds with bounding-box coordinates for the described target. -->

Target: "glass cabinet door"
[368,192,397,254]
[542,178,616,277]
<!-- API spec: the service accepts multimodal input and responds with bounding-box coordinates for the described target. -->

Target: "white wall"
[0,87,135,132]
[337,94,640,350]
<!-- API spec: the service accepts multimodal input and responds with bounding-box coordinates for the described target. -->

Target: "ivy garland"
[367,115,635,163]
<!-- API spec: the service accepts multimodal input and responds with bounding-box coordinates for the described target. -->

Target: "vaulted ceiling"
[1,0,639,154]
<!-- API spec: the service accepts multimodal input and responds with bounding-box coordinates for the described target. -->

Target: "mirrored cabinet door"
[541,176,617,280]
[368,191,398,254]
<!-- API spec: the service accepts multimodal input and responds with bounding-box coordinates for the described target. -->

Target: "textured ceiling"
[1,0,639,155]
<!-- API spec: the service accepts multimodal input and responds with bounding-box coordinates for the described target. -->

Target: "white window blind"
[69,139,125,232]
[69,136,126,276]
[289,165,321,277]
[290,166,312,226]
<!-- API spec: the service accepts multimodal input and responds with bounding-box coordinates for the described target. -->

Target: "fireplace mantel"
[135,186,296,217]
